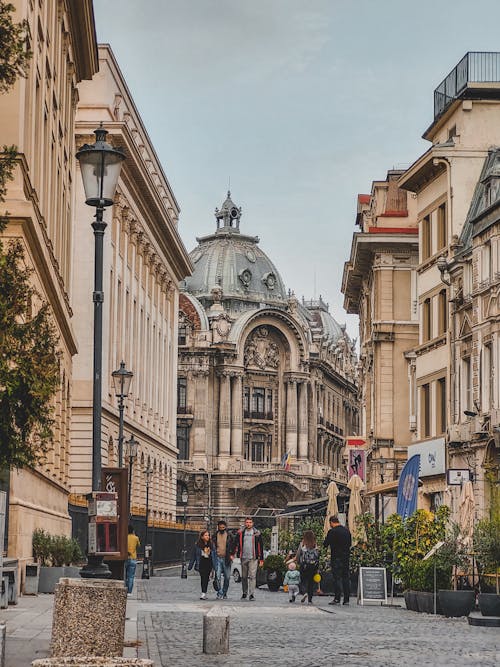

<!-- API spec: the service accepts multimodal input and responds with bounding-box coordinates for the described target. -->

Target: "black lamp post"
[180,487,189,579]
[125,434,139,518]
[111,361,133,467]
[76,125,125,579]
[142,466,153,579]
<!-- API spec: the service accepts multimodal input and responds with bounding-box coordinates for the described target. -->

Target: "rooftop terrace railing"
[434,52,500,120]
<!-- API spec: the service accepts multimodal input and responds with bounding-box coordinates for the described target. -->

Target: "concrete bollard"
[202,607,229,655]
[0,622,5,667]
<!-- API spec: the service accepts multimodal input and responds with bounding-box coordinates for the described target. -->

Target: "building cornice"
[67,0,98,81]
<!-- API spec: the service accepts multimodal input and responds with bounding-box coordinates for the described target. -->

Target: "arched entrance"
[236,481,299,526]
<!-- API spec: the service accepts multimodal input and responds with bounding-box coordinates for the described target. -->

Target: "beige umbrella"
[347,473,366,544]
[458,480,475,550]
[323,480,340,536]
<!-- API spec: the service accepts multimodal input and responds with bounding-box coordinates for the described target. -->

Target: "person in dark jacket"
[323,515,352,605]
[234,517,264,600]
[212,519,234,600]
[188,529,215,599]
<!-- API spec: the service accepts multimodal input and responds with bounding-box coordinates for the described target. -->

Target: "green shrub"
[263,554,286,573]
[32,528,51,566]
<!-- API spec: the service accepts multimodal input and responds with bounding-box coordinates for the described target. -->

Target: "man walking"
[212,519,233,600]
[323,515,351,605]
[234,516,264,600]
[126,524,140,596]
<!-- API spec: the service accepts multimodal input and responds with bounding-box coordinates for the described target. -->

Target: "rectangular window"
[178,323,187,346]
[463,357,472,413]
[421,383,431,438]
[252,387,265,416]
[266,389,273,419]
[437,378,446,435]
[421,215,431,261]
[484,344,494,410]
[423,298,432,342]
[177,377,187,411]
[177,425,189,460]
[438,289,448,335]
[243,386,250,417]
[437,203,447,250]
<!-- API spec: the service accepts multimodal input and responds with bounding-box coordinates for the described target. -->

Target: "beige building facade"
[399,52,500,519]
[342,171,419,519]
[71,45,192,524]
[0,0,98,566]
[177,193,358,525]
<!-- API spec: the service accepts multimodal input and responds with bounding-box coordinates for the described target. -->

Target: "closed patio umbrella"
[459,480,475,550]
[323,480,340,536]
[347,473,366,544]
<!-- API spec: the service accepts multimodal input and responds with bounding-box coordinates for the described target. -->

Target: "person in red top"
[234,517,264,600]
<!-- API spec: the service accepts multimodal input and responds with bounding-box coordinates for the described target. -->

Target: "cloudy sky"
[94,0,500,338]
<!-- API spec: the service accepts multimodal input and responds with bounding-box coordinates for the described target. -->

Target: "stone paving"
[136,569,500,667]
[0,569,499,667]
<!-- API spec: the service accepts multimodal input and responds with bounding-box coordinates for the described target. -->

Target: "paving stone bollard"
[0,622,5,667]
[202,607,229,655]
[50,578,127,658]
[32,659,153,666]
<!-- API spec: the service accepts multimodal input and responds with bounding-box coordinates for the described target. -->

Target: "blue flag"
[397,454,420,519]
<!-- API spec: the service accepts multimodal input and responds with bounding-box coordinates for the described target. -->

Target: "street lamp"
[180,487,189,579]
[111,361,133,467]
[76,124,125,579]
[142,466,154,579]
[125,434,139,518]
[76,125,125,491]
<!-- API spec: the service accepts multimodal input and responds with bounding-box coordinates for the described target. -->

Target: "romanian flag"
[280,451,291,471]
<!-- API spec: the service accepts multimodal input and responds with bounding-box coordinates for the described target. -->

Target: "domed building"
[176,193,358,525]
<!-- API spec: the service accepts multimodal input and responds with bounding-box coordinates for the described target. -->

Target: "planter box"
[404,590,418,611]
[438,590,475,617]
[415,591,442,615]
[38,567,81,594]
[32,660,153,666]
[478,593,500,617]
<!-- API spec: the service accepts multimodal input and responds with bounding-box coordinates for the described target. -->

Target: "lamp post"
[76,125,125,579]
[142,466,154,579]
[111,361,133,467]
[125,434,139,519]
[180,487,189,579]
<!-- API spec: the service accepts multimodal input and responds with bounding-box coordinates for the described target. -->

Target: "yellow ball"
[313,573,321,583]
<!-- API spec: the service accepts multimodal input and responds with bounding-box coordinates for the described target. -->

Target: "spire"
[215,191,242,232]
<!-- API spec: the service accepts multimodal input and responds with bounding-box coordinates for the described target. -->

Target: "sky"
[94,0,500,339]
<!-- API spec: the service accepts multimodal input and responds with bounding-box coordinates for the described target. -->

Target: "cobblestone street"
[134,570,500,667]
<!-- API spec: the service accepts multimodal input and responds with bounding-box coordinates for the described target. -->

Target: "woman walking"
[296,529,320,605]
[188,529,214,599]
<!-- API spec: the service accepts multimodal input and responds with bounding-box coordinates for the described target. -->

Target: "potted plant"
[262,554,286,592]
[475,516,500,616]
[34,529,84,593]
[435,525,475,618]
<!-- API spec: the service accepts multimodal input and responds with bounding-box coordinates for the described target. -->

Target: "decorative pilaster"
[217,370,231,458]
[230,372,244,458]
[298,381,308,460]
[285,377,298,459]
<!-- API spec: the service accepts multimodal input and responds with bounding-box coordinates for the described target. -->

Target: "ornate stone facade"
[177,193,358,525]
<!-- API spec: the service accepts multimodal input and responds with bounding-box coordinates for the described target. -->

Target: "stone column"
[231,373,243,458]
[298,381,308,460]
[218,371,231,460]
[285,377,298,459]
[309,380,318,462]
[192,370,209,467]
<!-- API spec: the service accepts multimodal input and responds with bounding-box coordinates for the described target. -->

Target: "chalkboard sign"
[358,567,387,605]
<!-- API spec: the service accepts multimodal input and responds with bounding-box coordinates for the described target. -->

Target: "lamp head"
[436,256,448,274]
[76,124,125,208]
[111,360,133,397]
[125,434,139,459]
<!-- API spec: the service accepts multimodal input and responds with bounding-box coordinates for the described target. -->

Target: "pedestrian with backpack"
[296,529,319,605]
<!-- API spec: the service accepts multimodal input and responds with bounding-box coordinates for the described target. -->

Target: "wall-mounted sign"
[346,437,367,447]
[348,449,366,481]
[408,438,445,477]
[446,469,472,486]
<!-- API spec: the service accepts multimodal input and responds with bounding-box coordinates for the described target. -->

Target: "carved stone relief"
[244,326,280,370]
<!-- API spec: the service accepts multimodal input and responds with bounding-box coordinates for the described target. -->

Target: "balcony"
[243,410,274,421]
[434,52,500,120]
[177,405,193,415]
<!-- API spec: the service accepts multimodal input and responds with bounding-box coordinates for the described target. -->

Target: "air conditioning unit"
[448,425,463,442]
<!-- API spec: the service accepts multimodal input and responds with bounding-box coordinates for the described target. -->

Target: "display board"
[358,567,388,605]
